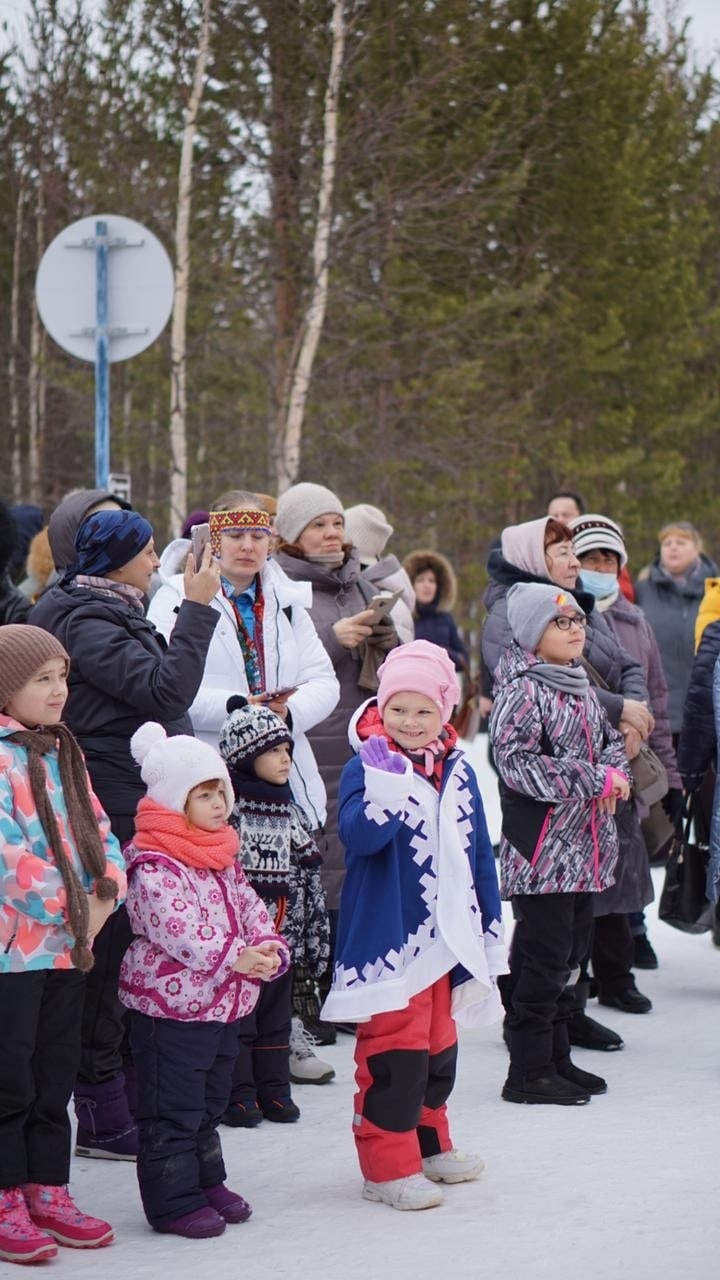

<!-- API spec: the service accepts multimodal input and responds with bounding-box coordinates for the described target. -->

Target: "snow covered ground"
[7,736,718,1280]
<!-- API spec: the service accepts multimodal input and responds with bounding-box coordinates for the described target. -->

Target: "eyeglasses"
[545,544,578,562]
[553,615,587,632]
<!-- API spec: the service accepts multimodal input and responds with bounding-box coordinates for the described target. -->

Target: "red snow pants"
[352,975,458,1182]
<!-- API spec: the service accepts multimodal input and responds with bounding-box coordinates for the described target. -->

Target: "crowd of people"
[0,479,718,1259]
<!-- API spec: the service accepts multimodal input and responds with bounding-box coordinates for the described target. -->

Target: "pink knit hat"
[376,640,461,720]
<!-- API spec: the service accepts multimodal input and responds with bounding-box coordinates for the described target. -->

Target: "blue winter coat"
[321,704,506,1028]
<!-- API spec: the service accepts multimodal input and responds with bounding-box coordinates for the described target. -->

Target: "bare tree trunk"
[169,0,212,536]
[9,177,25,501]
[275,0,346,493]
[28,169,45,504]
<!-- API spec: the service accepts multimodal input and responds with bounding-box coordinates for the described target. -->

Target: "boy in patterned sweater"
[218,697,332,1125]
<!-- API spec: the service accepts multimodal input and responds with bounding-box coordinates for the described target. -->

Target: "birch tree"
[169,0,212,536]
[274,0,346,493]
[8,175,25,501]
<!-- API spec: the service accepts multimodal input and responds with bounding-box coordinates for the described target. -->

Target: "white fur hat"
[130,722,234,817]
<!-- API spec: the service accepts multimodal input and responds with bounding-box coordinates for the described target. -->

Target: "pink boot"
[22,1184,113,1249]
[0,1187,58,1264]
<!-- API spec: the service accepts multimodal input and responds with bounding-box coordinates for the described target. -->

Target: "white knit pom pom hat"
[130,722,234,817]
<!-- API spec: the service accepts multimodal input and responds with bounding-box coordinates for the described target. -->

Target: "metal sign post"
[95,220,109,488]
[36,214,174,490]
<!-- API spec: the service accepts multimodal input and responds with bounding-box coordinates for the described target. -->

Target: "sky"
[0,1,719,60]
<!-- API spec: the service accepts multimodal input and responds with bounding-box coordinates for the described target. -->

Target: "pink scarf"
[133,797,239,870]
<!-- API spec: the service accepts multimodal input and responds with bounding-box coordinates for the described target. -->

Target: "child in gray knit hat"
[490,583,631,1108]
[218,697,333,1125]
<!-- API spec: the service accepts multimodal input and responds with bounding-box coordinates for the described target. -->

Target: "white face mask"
[580,569,618,600]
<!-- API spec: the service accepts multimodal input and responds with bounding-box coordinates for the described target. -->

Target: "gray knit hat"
[506,583,585,653]
[569,513,627,569]
[0,625,70,712]
[275,483,344,545]
[218,696,292,777]
[345,504,393,563]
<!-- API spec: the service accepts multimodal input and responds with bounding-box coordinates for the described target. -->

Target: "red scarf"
[133,797,240,870]
[356,704,457,790]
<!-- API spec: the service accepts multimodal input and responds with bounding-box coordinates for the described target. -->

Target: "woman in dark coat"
[403,548,468,671]
[635,521,718,737]
[30,508,220,1159]
[482,515,654,1050]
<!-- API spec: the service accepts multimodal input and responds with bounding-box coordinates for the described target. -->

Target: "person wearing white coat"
[147,504,340,837]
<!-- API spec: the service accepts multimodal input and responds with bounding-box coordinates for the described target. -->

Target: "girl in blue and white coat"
[321,640,505,1213]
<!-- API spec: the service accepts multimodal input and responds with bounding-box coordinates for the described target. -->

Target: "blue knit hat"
[74,509,154,577]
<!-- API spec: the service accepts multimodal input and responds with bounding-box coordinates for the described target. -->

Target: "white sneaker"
[362,1174,444,1211]
[422,1149,485,1184]
[289,1018,335,1085]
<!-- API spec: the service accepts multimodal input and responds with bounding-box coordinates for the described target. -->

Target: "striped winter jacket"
[489,644,630,897]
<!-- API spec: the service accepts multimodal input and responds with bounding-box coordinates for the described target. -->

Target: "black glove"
[662,788,684,825]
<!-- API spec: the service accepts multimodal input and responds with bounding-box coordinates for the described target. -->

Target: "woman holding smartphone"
[148,492,339,856]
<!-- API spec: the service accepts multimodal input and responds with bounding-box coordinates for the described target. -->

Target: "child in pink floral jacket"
[119,722,290,1240]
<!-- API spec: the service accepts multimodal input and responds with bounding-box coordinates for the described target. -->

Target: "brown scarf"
[9,725,119,971]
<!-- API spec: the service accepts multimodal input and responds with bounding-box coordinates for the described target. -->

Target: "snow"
[6,736,718,1280]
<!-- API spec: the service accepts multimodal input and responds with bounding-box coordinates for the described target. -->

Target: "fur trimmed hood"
[403,548,457,611]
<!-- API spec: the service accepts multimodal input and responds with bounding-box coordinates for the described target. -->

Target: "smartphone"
[365,590,403,626]
[258,685,298,702]
[190,522,211,570]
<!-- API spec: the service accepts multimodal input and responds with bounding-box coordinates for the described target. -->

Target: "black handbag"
[658,797,713,934]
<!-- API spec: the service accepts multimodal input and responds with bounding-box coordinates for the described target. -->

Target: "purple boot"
[74,1072,138,1161]
[154,1207,226,1239]
[204,1184,252,1224]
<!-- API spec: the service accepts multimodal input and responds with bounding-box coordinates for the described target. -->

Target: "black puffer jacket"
[676,619,720,791]
[30,583,218,836]
[482,548,649,723]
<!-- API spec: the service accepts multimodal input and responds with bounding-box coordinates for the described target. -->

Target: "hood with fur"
[403,548,457,612]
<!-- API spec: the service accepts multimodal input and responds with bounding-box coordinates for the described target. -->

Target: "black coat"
[0,573,32,625]
[676,618,720,791]
[30,584,218,828]
[414,607,468,671]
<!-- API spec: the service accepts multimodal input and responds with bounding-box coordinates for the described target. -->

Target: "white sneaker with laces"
[422,1149,485,1183]
[289,1018,336,1084]
[362,1174,444,1211]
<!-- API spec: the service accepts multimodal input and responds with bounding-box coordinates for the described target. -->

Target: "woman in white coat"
[148,495,340,836]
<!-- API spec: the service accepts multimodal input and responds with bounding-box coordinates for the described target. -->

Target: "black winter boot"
[556,1059,607,1095]
[567,981,624,1051]
[502,1070,591,1106]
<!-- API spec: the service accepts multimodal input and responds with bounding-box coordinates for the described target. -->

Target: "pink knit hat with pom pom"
[376,640,461,721]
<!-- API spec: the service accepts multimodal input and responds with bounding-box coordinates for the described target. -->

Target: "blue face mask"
[581,569,618,600]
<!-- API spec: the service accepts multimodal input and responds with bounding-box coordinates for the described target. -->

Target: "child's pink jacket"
[119,842,290,1022]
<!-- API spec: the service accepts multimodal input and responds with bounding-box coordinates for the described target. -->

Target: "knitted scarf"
[356,703,457,788]
[222,576,266,695]
[133,796,239,870]
[8,725,119,972]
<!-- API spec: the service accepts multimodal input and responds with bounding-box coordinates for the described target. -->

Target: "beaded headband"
[209,509,272,556]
